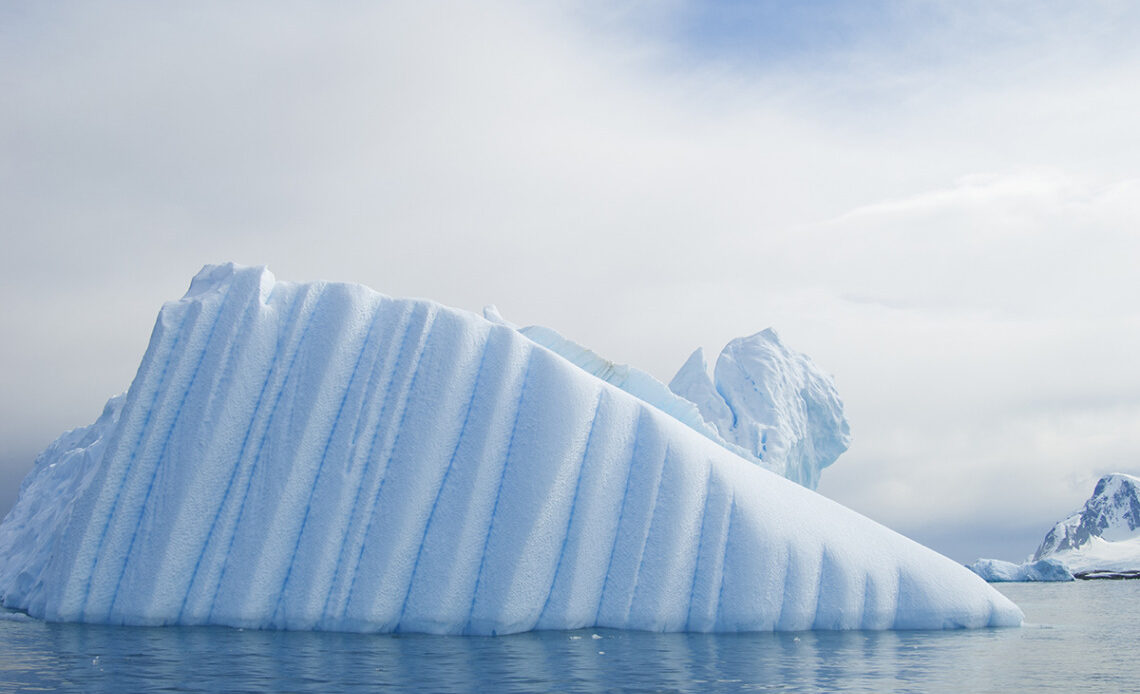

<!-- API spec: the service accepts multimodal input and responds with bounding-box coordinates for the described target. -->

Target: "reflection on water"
[2,582,1137,692]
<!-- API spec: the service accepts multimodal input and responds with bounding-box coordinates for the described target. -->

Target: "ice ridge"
[488,317,752,459]
[486,311,848,490]
[0,264,1021,634]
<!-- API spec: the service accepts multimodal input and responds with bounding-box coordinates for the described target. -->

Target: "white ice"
[0,264,1021,634]
[669,331,851,489]
[966,558,1073,582]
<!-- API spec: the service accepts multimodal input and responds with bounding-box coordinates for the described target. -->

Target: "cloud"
[810,169,1140,317]
[2,1,1139,563]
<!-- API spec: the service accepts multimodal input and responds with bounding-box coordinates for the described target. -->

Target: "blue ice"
[0,264,1021,634]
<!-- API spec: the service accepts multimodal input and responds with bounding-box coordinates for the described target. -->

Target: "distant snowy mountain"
[1033,473,1140,573]
[668,330,851,489]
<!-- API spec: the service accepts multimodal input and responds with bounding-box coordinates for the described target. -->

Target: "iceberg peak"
[670,329,851,489]
[184,262,275,305]
[481,305,517,329]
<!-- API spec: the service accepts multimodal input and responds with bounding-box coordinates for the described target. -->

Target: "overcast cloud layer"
[2,1,1139,562]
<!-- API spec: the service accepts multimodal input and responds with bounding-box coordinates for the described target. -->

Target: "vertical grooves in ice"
[337,304,439,621]
[340,311,486,629]
[76,298,199,618]
[176,282,311,621]
[315,301,417,623]
[713,493,736,632]
[465,348,534,634]
[683,462,714,631]
[206,283,325,621]
[623,443,671,627]
[893,566,909,629]
[395,328,494,630]
[317,302,425,619]
[281,299,413,627]
[395,327,529,633]
[533,385,638,631]
[534,389,604,627]
[595,413,669,627]
[106,274,256,620]
[594,410,647,627]
[770,549,798,629]
[137,271,271,621]
[861,574,876,629]
[270,295,385,624]
[461,348,601,634]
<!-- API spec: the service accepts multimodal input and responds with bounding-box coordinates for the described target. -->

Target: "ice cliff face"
[669,331,851,489]
[1033,473,1140,572]
[0,264,1020,634]
[0,395,125,603]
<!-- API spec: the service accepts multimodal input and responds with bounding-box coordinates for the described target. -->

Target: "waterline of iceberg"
[0,264,1021,634]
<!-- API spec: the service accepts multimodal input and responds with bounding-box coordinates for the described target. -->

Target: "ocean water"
[1,581,1136,692]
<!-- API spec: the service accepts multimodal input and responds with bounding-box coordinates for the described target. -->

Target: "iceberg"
[669,331,851,489]
[966,558,1074,583]
[1032,473,1140,575]
[0,264,1021,633]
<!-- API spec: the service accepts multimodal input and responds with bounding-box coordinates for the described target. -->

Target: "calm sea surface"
[1,582,1137,692]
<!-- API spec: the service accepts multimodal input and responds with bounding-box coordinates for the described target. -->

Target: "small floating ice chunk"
[967,558,1074,582]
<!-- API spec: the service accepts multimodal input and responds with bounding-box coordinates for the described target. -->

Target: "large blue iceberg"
[0,264,1021,634]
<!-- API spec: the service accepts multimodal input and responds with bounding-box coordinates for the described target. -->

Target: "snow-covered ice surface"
[1033,473,1140,573]
[1045,537,1140,574]
[669,332,850,489]
[0,264,1021,634]
[966,558,1073,583]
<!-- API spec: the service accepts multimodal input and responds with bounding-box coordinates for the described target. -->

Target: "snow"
[1041,537,1140,574]
[966,558,1073,582]
[0,263,1021,634]
[669,330,851,489]
[1033,473,1140,573]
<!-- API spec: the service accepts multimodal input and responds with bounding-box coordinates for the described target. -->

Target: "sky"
[2,0,1139,563]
